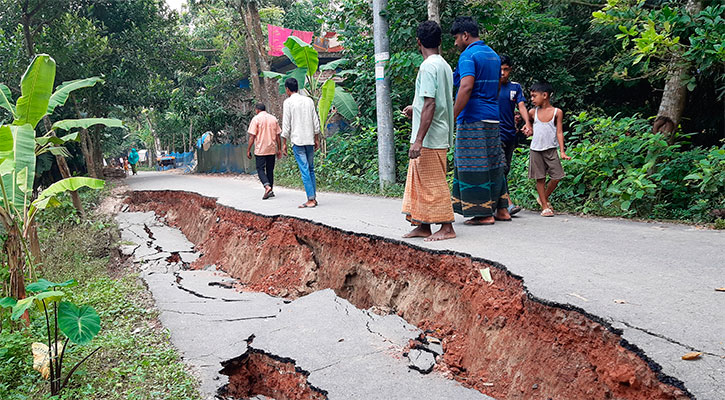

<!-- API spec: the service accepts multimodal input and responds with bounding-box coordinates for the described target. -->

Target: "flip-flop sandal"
[298,202,316,208]
[541,208,554,217]
[464,218,494,226]
[494,216,512,221]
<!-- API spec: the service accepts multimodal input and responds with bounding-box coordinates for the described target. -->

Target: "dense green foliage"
[508,113,725,222]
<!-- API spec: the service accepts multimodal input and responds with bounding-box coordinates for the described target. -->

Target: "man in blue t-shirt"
[450,16,511,226]
[498,55,532,215]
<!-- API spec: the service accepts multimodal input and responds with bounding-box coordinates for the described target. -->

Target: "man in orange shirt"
[247,103,283,199]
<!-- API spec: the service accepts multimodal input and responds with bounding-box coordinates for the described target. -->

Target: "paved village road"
[126,171,724,399]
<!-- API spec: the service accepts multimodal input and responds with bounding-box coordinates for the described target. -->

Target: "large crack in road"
[115,190,700,400]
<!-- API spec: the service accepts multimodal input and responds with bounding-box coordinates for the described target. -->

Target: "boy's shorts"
[528,148,564,180]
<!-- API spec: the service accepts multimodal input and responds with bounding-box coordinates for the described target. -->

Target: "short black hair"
[530,81,554,96]
[255,103,266,111]
[500,55,512,67]
[417,20,442,49]
[285,78,298,92]
[450,16,479,37]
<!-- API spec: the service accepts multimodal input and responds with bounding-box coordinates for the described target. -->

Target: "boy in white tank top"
[524,82,570,217]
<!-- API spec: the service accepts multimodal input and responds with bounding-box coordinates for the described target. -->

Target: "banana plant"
[0,54,118,301]
[1,278,101,396]
[261,36,358,140]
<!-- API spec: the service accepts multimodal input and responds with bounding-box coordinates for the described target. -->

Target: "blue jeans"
[292,145,316,200]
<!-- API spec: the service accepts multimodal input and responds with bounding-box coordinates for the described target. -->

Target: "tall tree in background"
[593,0,723,140]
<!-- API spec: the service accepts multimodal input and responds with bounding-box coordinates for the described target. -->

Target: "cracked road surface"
[116,211,492,400]
[124,171,725,399]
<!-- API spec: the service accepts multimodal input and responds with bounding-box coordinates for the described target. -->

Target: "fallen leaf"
[482,382,494,387]
[32,342,64,380]
[614,299,627,304]
[716,288,725,292]
[681,352,702,360]
[479,268,493,284]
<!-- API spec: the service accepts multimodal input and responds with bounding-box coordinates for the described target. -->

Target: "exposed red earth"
[219,347,327,400]
[127,190,691,400]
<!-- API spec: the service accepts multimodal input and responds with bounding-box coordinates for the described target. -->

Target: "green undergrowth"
[0,185,199,399]
[275,113,724,226]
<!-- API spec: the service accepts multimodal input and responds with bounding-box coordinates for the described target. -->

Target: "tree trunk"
[27,219,41,274]
[427,0,440,23]
[91,125,104,177]
[5,224,26,301]
[655,0,703,143]
[248,2,286,117]
[188,121,194,153]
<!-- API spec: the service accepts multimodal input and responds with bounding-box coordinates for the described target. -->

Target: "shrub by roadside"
[0,185,200,400]
[276,112,724,225]
[507,113,725,223]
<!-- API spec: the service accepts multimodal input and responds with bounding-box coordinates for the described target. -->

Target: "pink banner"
[267,24,314,56]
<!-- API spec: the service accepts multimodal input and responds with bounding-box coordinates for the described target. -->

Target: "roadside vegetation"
[1,185,200,400]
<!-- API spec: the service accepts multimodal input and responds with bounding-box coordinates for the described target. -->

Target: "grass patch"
[0,185,199,400]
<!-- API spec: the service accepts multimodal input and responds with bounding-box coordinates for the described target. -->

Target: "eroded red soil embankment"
[219,348,327,400]
[127,190,690,400]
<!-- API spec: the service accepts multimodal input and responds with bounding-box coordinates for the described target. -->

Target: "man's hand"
[247,150,252,159]
[276,150,283,159]
[523,124,533,137]
[409,141,422,159]
[314,138,320,152]
[403,105,413,119]
[560,150,571,160]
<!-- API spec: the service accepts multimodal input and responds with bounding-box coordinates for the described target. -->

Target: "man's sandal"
[541,208,554,217]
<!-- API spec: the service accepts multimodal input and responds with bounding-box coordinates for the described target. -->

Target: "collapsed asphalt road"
[116,211,494,400]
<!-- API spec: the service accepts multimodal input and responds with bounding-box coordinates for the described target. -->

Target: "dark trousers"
[501,139,516,176]
[255,155,276,188]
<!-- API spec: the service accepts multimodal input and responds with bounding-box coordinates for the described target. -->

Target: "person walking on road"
[128,148,139,175]
[450,16,511,226]
[281,78,321,208]
[401,20,456,242]
[498,55,532,216]
[247,103,282,200]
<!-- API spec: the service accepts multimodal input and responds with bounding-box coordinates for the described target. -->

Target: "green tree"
[0,54,118,300]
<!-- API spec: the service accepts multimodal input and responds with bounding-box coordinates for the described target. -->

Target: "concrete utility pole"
[372,0,396,188]
[427,0,440,23]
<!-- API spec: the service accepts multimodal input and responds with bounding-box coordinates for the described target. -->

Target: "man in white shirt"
[281,78,321,208]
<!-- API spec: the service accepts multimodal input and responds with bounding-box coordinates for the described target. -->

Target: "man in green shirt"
[401,20,456,242]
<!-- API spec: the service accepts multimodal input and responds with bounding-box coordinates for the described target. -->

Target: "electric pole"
[372,0,396,188]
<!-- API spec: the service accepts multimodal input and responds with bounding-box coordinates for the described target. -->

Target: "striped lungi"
[451,120,509,217]
[402,148,455,225]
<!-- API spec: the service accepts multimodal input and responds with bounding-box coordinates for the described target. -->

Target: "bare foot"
[424,226,456,242]
[495,208,511,221]
[403,225,431,238]
[464,216,494,225]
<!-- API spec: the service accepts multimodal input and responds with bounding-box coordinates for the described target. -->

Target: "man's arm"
[275,121,283,158]
[556,109,570,160]
[281,103,291,141]
[312,102,321,151]
[247,134,255,159]
[453,76,474,120]
[409,97,436,159]
[526,108,535,137]
[518,101,532,136]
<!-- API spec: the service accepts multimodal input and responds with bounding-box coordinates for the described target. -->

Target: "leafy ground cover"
[275,113,724,226]
[0,185,200,400]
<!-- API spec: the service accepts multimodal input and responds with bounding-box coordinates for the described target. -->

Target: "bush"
[507,112,725,222]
